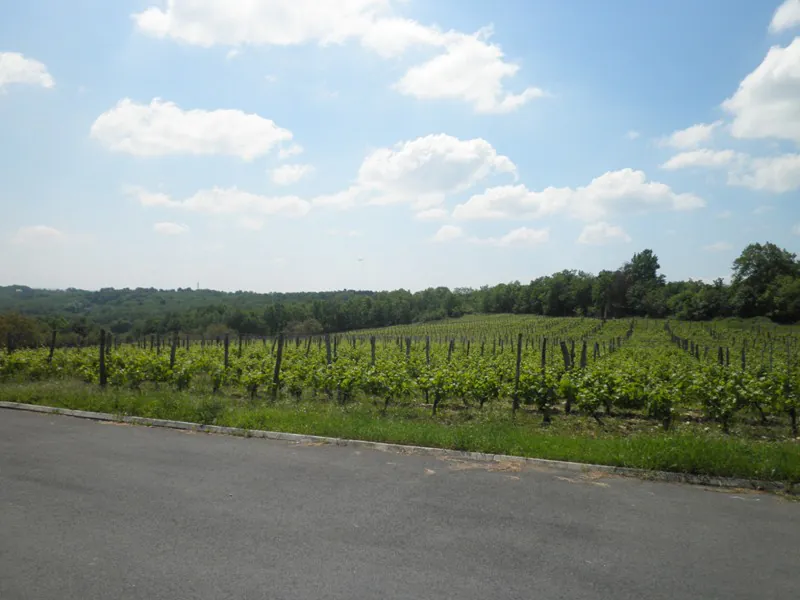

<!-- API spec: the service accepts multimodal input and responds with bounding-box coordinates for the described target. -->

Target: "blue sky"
[1,0,799,292]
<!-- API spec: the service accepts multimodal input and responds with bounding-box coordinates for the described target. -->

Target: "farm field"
[2,314,799,483]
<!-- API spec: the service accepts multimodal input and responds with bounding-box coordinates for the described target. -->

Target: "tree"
[770,276,800,323]
[624,250,665,316]
[0,313,43,349]
[625,249,663,285]
[732,243,799,318]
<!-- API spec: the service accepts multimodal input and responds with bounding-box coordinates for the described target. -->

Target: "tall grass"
[1,380,798,483]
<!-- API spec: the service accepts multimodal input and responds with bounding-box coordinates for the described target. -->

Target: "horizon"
[2,1,799,293]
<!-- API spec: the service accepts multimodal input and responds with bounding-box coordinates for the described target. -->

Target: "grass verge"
[2,380,799,484]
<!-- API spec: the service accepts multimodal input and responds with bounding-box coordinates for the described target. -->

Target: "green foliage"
[2,243,798,350]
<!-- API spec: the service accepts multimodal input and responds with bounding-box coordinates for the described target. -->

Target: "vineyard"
[2,315,799,440]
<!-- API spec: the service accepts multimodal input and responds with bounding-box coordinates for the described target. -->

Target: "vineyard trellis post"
[99,328,107,387]
[272,333,284,398]
[559,341,571,370]
[512,333,522,415]
[541,338,547,371]
[169,333,178,369]
[325,334,332,365]
[224,334,230,369]
[48,329,57,364]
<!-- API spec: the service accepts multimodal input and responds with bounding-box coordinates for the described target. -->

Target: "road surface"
[0,409,798,600]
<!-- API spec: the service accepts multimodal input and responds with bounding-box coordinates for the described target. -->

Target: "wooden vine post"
[48,329,57,364]
[512,333,523,415]
[272,334,284,398]
[99,329,107,387]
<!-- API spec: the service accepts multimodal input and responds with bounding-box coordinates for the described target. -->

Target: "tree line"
[1,242,798,347]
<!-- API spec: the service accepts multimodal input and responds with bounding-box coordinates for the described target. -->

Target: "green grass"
[2,380,799,484]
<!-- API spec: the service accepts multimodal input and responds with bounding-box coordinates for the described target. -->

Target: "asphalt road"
[1,410,798,600]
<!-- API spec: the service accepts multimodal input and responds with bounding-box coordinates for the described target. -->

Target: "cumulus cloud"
[453,168,704,222]
[703,241,733,252]
[91,98,292,160]
[770,0,800,33]
[271,164,314,185]
[660,121,722,149]
[153,222,189,235]
[314,134,516,210]
[626,130,640,140]
[723,38,800,145]
[278,143,304,159]
[0,52,55,90]
[129,186,311,218]
[728,153,800,193]
[432,225,464,242]
[470,226,549,247]
[132,1,542,113]
[661,149,743,170]
[659,147,800,193]
[392,29,546,114]
[237,217,264,231]
[414,208,448,221]
[577,222,631,245]
[11,225,64,244]
[327,229,361,237]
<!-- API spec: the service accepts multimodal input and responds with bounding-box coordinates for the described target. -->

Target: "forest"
[1,241,798,347]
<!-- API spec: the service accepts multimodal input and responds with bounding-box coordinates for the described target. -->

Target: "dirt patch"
[554,472,612,488]
[441,457,523,474]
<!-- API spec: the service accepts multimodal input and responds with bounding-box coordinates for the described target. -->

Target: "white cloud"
[130,186,311,217]
[133,0,389,47]
[153,222,189,235]
[728,153,800,192]
[753,205,775,215]
[311,186,362,210]
[577,222,631,245]
[271,164,314,185]
[453,168,704,222]
[91,98,292,160]
[703,241,733,252]
[279,143,304,159]
[626,130,640,140]
[660,121,722,149]
[770,0,800,33]
[327,229,361,237]
[0,52,55,90]
[716,210,733,219]
[723,38,800,145]
[237,217,264,231]
[393,29,546,114]
[11,225,64,244]
[657,147,800,193]
[432,225,464,243]
[225,48,240,60]
[316,134,516,210]
[792,223,800,235]
[414,208,448,221]
[470,226,549,247]
[661,149,742,170]
[132,1,540,113]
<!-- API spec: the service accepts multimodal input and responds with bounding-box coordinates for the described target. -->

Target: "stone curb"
[0,401,790,493]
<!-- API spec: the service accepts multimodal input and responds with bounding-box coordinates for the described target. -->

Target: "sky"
[1,0,799,293]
